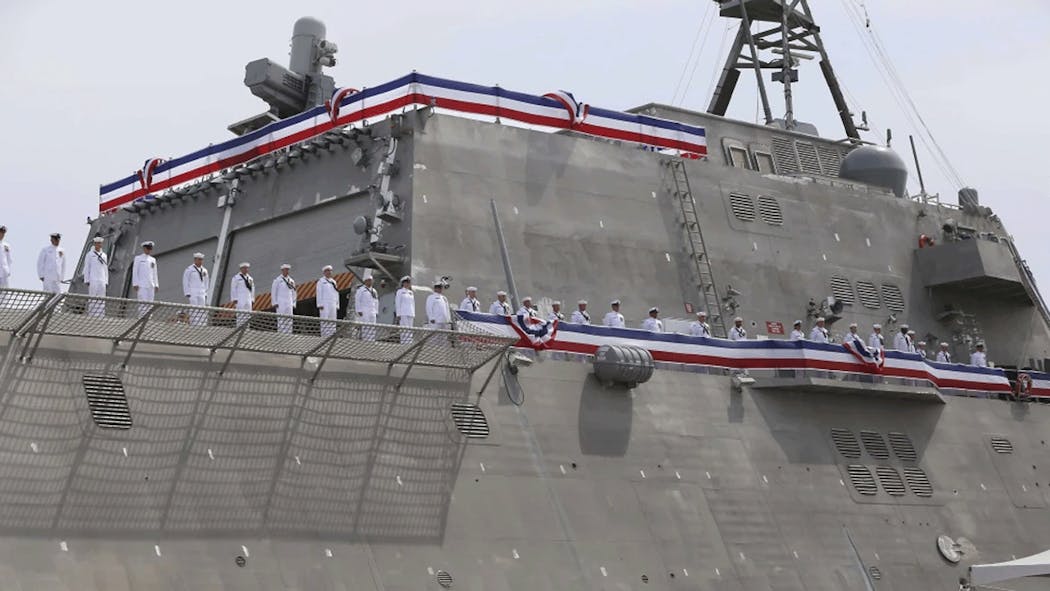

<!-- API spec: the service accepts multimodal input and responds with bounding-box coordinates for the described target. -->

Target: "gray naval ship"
[2,1,1050,589]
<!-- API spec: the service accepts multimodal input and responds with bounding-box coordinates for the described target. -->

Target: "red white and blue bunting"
[99,72,707,213]
[458,311,1026,396]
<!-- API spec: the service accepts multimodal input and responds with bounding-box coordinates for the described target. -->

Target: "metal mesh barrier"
[0,288,516,373]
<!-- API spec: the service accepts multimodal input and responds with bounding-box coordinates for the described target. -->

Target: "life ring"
[1016,372,1033,399]
[918,234,935,249]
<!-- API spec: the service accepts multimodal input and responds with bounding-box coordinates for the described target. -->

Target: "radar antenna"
[706,0,860,139]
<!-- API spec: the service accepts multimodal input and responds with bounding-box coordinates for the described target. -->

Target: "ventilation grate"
[771,137,800,175]
[831,428,862,459]
[436,570,453,588]
[795,141,822,175]
[888,432,918,462]
[847,465,878,496]
[876,466,907,496]
[81,374,132,430]
[881,284,905,313]
[903,466,933,497]
[855,281,882,310]
[990,436,1013,454]
[756,195,784,226]
[860,430,890,460]
[868,566,882,581]
[450,403,489,439]
[816,145,843,177]
[829,276,855,306]
[728,193,756,222]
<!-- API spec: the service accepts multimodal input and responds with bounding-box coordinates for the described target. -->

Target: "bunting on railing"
[98,72,707,213]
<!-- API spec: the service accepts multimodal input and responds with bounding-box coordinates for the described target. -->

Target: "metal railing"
[0,288,516,383]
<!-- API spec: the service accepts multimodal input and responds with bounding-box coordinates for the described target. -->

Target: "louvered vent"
[860,430,890,460]
[728,193,756,222]
[847,465,878,496]
[436,570,453,588]
[756,195,784,225]
[829,277,855,305]
[816,145,843,177]
[881,284,905,313]
[795,141,822,175]
[855,281,882,309]
[903,466,933,497]
[450,403,489,438]
[831,428,862,459]
[990,436,1013,454]
[771,137,800,174]
[81,374,132,430]
[876,466,907,496]
[868,566,882,580]
[888,432,918,462]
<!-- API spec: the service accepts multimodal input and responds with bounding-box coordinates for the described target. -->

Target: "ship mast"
[706,0,860,139]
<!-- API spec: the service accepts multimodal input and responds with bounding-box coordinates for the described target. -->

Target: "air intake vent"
[847,465,878,496]
[888,432,918,462]
[81,374,132,430]
[903,466,933,497]
[450,403,489,438]
[868,566,882,580]
[817,145,843,177]
[771,137,800,174]
[728,193,756,222]
[876,466,906,496]
[795,141,822,175]
[881,284,905,313]
[831,428,862,459]
[436,570,453,588]
[860,430,890,460]
[756,195,784,225]
[855,281,882,309]
[829,276,855,306]
[990,436,1013,454]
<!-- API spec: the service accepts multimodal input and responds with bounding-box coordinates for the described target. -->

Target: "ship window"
[756,195,783,225]
[728,146,751,170]
[855,281,882,309]
[829,276,855,305]
[728,193,756,222]
[881,284,905,312]
[754,151,775,174]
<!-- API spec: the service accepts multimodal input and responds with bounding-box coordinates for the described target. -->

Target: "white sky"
[1,0,1048,291]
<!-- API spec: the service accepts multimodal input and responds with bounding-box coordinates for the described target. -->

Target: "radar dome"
[839,145,908,198]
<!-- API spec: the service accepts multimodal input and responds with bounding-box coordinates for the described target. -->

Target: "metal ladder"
[664,159,727,338]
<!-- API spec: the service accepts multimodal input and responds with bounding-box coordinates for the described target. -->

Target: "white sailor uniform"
[570,309,591,324]
[603,311,625,328]
[316,275,340,337]
[271,274,297,333]
[395,286,415,344]
[36,244,65,293]
[182,264,209,325]
[230,272,255,326]
[729,326,747,341]
[789,329,805,341]
[132,252,158,317]
[0,239,11,289]
[427,292,452,330]
[490,300,512,315]
[868,332,884,350]
[936,350,952,363]
[355,283,379,341]
[970,350,988,368]
[893,332,911,352]
[809,326,829,344]
[82,248,109,317]
[641,317,663,332]
[459,296,481,312]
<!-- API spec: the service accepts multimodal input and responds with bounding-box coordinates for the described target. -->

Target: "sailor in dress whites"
[970,342,988,367]
[271,264,297,334]
[868,324,884,350]
[936,342,952,363]
[809,317,829,343]
[426,278,452,330]
[603,300,625,328]
[0,226,12,289]
[132,241,158,318]
[36,233,65,294]
[489,290,512,315]
[789,320,805,341]
[82,236,109,317]
[459,286,481,312]
[517,296,538,318]
[690,311,712,337]
[570,300,590,324]
[915,340,928,359]
[548,301,564,322]
[182,252,210,326]
[641,307,663,332]
[893,324,912,352]
[354,269,379,341]
[230,262,254,327]
[844,322,863,345]
[729,316,747,341]
[395,276,415,344]
[316,265,340,338]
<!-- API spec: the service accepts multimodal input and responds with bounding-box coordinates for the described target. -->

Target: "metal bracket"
[9,294,57,346]
[476,353,504,397]
[120,306,158,368]
[393,332,436,390]
[305,323,357,383]
[215,320,252,376]
[20,294,63,362]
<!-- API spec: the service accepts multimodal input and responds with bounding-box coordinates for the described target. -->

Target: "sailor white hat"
[976,342,985,347]
[281,263,292,270]
[849,322,858,328]
[577,299,587,305]
[521,295,533,302]
[917,341,926,346]
[322,264,333,272]
[92,236,104,243]
[734,316,743,322]
[50,232,61,239]
[816,317,825,323]
[940,342,949,347]
[907,330,916,335]
[141,241,154,248]
[900,323,910,329]
[400,275,412,283]
[0,226,6,232]
[793,319,802,326]
[697,310,707,316]
[872,323,882,329]
[238,262,250,268]
[433,277,444,287]
[649,306,659,313]
[193,252,204,258]
[552,300,561,306]
[610,299,621,306]
[466,285,476,291]
[496,290,507,296]
[362,269,374,280]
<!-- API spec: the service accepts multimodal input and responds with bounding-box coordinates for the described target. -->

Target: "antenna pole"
[909,135,927,197]
[738,4,774,125]
[779,5,795,129]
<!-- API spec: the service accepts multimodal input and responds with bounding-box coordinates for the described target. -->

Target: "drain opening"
[831,428,861,459]
[82,374,132,430]
[450,403,489,438]
[860,430,890,460]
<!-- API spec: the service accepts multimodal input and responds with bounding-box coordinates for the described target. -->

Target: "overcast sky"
[1,0,1048,292]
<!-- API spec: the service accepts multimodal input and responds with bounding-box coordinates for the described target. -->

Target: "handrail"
[1005,238,1050,330]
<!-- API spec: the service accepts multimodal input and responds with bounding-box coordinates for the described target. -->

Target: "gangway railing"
[0,288,516,386]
